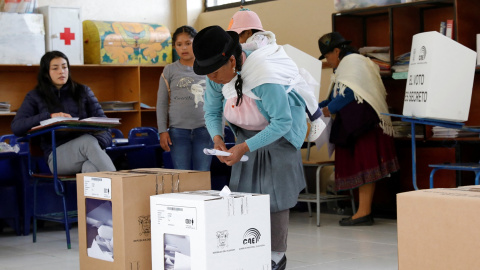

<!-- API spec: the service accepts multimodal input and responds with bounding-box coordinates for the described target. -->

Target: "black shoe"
[339,213,374,226]
[272,255,287,270]
[341,214,375,222]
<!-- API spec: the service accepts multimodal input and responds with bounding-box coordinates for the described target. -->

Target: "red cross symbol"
[60,28,75,45]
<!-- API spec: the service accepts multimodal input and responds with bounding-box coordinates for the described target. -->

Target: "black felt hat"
[193,25,240,75]
[318,32,351,60]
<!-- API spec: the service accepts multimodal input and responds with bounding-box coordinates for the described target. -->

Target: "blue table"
[384,113,480,190]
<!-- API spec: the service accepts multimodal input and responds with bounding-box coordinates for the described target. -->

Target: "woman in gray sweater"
[156,25,213,171]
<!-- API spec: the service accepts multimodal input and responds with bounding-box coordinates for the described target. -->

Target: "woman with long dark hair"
[11,51,115,174]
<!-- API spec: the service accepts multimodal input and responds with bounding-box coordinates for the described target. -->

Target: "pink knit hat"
[227,8,264,34]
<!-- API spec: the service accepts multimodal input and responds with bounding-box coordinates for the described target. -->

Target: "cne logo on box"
[243,228,261,245]
[419,46,427,61]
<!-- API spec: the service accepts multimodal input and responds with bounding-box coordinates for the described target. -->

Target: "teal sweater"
[204,78,307,151]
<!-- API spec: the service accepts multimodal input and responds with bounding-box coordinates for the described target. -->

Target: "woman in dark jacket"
[11,51,115,174]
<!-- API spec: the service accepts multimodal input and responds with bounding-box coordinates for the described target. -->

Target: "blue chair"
[106,128,145,170]
[127,127,162,169]
[0,134,26,235]
[110,128,124,140]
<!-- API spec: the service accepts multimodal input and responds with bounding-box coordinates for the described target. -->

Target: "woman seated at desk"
[11,51,116,174]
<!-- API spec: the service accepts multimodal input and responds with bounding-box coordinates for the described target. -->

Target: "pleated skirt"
[334,125,400,191]
[230,128,306,213]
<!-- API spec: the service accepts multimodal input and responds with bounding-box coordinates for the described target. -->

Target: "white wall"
[37,0,175,29]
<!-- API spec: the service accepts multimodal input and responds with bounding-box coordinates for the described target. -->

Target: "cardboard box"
[123,168,211,193]
[150,190,271,270]
[402,31,477,122]
[83,20,172,65]
[0,12,45,64]
[397,186,480,270]
[77,170,211,270]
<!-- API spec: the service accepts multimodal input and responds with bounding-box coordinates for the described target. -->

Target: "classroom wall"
[195,0,336,162]
[37,0,175,29]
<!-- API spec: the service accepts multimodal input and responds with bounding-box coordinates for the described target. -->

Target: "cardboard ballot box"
[397,186,480,270]
[83,20,172,65]
[150,190,271,270]
[0,12,45,64]
[77,170,210,270]
[402,31,477,122]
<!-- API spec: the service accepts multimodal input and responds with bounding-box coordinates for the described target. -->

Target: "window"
[205,0,275,11]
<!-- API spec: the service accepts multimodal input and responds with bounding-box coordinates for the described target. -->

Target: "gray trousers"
[271,209,289,252]
[48,134,116,174]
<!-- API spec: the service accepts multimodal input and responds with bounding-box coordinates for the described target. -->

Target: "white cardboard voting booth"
[0,12,45,64]
[283,44,323,102]
[150,190,271,270]
[37,6,84,65]
[402,31,477,122]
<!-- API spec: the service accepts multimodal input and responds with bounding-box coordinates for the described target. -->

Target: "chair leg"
[350,189,356,215]
[316,165,322,227]
[303,167,312,217]
[33,179,38,243]
[61,195,72,249]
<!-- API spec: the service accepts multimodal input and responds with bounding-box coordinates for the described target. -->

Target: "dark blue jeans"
[168,126,213,171]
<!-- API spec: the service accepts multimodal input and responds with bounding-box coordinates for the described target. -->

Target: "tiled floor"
[0,211,398,270]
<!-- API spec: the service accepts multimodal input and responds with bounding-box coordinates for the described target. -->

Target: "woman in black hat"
[193,25,308,270]
[317,32,399,226]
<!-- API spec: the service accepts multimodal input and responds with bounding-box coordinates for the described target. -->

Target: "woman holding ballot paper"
[193,25,307,270]
[11,51,115,174]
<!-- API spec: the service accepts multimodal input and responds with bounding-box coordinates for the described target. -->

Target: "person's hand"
[50,112,72,118]
[322,106,331,117]
[223,142,249,166]
[159,132,172,151]
[213,135,228,163]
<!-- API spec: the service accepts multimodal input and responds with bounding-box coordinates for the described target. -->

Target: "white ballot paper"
[203,148,249,162]
[313,115,335,158]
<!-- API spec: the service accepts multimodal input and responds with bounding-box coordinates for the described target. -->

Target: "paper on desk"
[203,148,249,162]
[39,116,79,126]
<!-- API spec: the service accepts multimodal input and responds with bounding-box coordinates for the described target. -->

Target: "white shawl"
[327,53,394,136]
[222,42,309,100]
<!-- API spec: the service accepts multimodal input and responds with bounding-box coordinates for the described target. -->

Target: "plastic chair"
[297,141,356,226]
[0,134,26,235]
[106,128,145,170]
[127,127,162,169]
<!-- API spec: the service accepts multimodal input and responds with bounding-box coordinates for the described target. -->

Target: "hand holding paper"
[203,148,249,162]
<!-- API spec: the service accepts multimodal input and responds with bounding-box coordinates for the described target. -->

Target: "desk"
[385,114,480,190]
[24,122,117,189]
[21,121,118,249]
